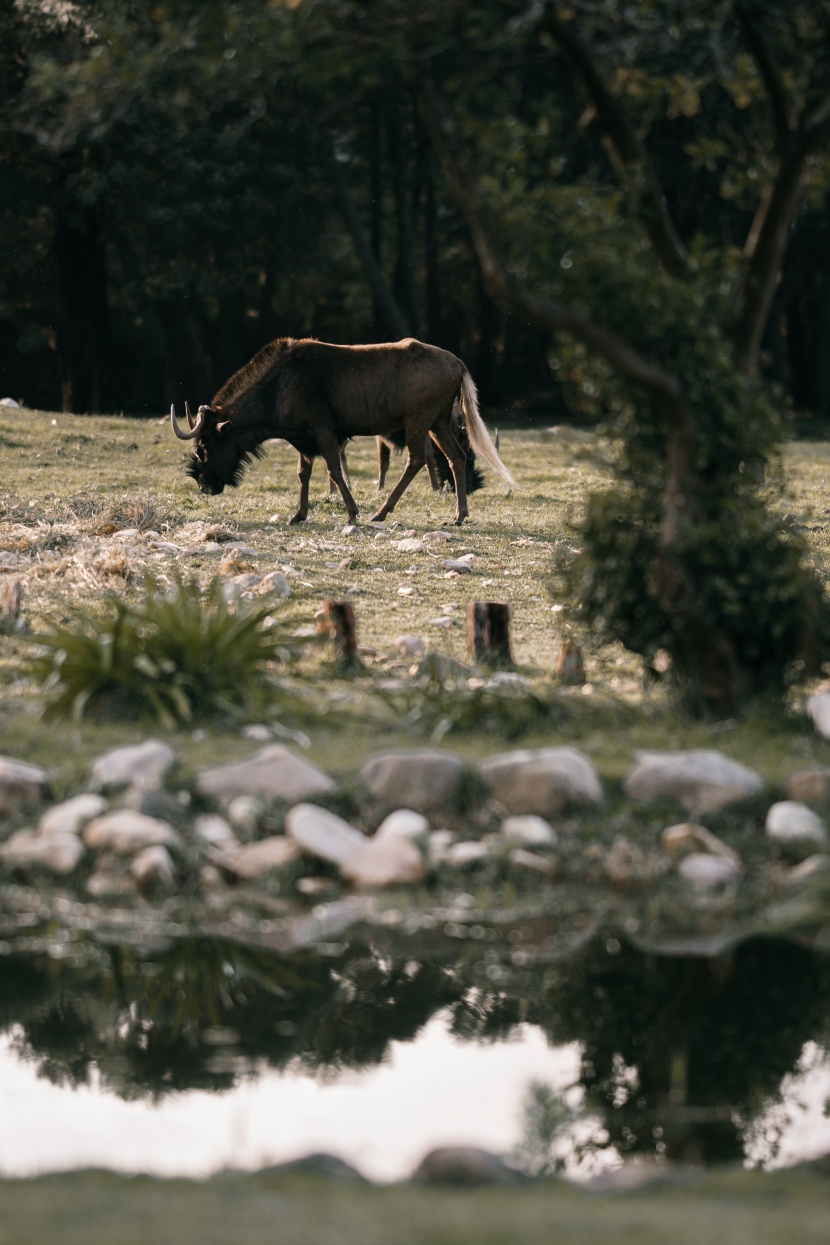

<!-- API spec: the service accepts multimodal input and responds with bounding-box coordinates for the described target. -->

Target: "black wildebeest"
[170,337,514,525]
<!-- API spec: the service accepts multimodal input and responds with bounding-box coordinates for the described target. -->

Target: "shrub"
[33,577,296,726]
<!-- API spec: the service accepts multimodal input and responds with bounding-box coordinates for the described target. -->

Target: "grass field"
[3,406,830,794]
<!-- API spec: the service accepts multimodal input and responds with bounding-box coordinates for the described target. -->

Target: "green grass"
[0,1166,828,1245]
[3,408,830,794]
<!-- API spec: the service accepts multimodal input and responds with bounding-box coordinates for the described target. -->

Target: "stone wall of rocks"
[1,739,829,907]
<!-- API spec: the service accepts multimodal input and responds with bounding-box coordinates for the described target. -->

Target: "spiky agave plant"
[33,576,297,726]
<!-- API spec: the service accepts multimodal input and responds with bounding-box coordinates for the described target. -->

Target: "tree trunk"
[53,211,110,413]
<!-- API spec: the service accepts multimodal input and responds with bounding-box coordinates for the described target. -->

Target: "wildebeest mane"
[213,338,303,406]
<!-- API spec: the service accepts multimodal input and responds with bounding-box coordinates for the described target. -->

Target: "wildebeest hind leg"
[369,441,427,522]
[429,419,468,524]
[290,454,314,525]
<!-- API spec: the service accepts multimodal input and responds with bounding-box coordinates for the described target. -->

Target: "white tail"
[459,372,517,488]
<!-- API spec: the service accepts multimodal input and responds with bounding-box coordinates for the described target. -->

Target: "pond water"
[1,928,829,1181]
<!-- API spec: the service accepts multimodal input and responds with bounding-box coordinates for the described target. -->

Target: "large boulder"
[341,835,425,888]
[197,745,334,804]
[83,809,182,855]
[39,793,106,837]
[479,747,603,816]
[624,749,763,815]
[360,750,467,813]
[0,756,48,817]
[88,740,176,792]
[285,803,366,865]
[0,829,83,875]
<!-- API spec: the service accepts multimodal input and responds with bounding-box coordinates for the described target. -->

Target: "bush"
[33,577,296,726]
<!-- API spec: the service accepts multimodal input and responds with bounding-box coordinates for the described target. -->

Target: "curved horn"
[185,400,195,429]
[170,404,205,441]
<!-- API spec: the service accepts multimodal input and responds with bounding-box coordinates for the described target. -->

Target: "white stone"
[423,531,453,542]
[480,747,603,816]
[508,848,558,879]
[341,835,425,888]
[375,809,431,842]
[242,724,272,742]
[0,398,20,408]
[445,841,489,868]
[394,634,425,658]
[83,810,182,855]
[807,693,830,738]
[677,852,742,888]
[224,836,300,879]
[226,795,264,834]
[500,815,558,848]
[765,801,828,851]
[257,571,291,598]
[441,559,473,574]
[0,830,83,875]
[624,749,763,814]
[285,803,366,864]
[361,750,467,813]
[785,855,830,886]
[86,871,135,899]
[428,830,455,863]
[193,814,236,846]
[0,756,48,816]
[395,538,426,553]
[88,740,176,792]
[38,794,106,837]
[130,845,176,893]
[197,745,334,803]
[660,823,739,862]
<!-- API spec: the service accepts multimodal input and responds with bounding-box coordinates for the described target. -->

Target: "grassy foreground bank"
[0,1166,828,1245]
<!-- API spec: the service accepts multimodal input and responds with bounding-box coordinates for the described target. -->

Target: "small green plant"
[33,577,297,726]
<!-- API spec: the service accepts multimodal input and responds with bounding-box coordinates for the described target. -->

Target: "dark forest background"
[1,0,829,422]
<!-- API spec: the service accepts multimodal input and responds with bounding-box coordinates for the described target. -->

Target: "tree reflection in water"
[0,932,827,1168]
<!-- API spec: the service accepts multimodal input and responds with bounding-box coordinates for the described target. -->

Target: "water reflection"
[1,930,828,1173]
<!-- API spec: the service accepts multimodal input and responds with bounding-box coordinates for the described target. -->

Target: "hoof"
[368,512,387,523]
[288,513,307,526]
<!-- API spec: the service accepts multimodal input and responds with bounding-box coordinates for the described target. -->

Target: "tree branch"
[539,7,687,276]
[733,2,791,146]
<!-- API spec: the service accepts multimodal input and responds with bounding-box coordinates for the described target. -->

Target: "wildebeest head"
[171,403,261,494]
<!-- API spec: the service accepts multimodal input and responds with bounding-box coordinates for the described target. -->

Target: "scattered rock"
[374,809,431,842]
[508,848,558,879]
[257,571,291,597]
[130,845,176,895]
[266,1153,367,1182]
[0,756,48,816]
[225,835,300,880]
[441,558,473,574]
[285,803,366,864]
[360,750,467,813]
[783,767,830,809]
[88,740,176,792]
[413,1147,523,1185]
[394,634,425,658]
[499,814,558,849]
[428,829,454,863]
[445,840,489,868]
[0,830,83,875]
[83,810,183,855]
[242,723,272,742]
[416,653,470,680]
[660,823,739,862]
[677,852,742,888]
[38,793,105,837]
[480,747,603,816]
[123,786,187,821]
[197,745,334,804]
[341,835,425,888]
[395,538,426,553]
[806,693,830,738]
[296,876,332,897]
[765,801,828,856]
[423,531,453,542]
[624,749,763,814]
[86,870,135,898]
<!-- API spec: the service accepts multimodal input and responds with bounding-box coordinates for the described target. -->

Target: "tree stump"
[467,602,513,668]
[555,639,584,683]
[317,598,360,668]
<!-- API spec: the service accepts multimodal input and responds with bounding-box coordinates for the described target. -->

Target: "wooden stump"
[555,639,584,683]
[467,602,513,668]
[317,598,360,667]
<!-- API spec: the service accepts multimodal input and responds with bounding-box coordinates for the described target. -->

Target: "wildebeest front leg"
[290,454,314,525]
[328,447,351,497]
[317,432,359,522]
[430,415,468,524]
[369,439,427,522]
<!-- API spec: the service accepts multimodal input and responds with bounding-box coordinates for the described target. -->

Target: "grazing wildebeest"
[171,337,514,525]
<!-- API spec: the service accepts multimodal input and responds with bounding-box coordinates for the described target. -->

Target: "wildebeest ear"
[215,420,233,435]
